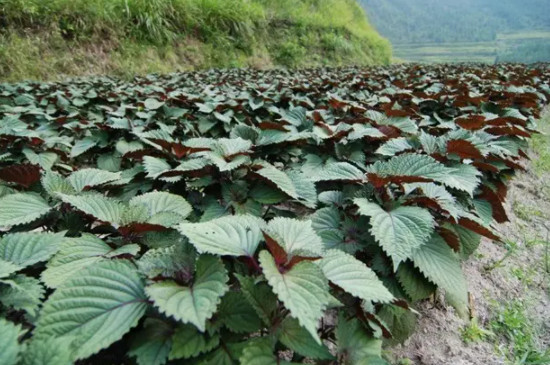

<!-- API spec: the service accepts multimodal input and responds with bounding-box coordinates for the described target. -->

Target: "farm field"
[393,30,550,64]
[393,42,496,64]
[0,63,549,364]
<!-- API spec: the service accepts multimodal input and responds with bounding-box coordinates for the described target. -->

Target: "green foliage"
[360,0,550,44]
[35,260,147,361]
[0,63,546,363]
[360,1,550,64]
[460,318,494,344]
[531,109,550,176]
[145,255,228,332]
[412,235,469,316]
[259,250,330,343]
[355,199,435,268]
[0,193,52,226]
[0,318,23,365]
[490,300,550,363]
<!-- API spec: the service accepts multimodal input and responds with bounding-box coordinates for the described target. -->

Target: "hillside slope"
[0,0,391,81]
[359,0,550,44]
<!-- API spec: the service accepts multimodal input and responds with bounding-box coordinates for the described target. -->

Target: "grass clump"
[512,202,545,222]
[460,318,494,344]
[490,300,550,364]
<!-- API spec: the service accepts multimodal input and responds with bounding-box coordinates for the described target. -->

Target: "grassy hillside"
[0,0,391,81]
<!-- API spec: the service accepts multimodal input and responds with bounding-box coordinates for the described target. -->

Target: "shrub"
[274,39,307,67]
[0,64,548,364]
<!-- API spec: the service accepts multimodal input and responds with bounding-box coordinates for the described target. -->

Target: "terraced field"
[394,30,550,64]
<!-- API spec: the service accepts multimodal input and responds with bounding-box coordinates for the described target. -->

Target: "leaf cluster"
[0,63,548,364]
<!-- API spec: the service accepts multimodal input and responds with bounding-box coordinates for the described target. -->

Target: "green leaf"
[455,224,481,258]
[355,199,435,268]
[169,324,219,360]
[254,164,316,207]
[288,170,317,208]
[217,291,262,333]
[250,184,287,204]
[473,199,493,225]
[21,338,72,365]
[204,138,252,171]
[255,163,299,199]
[0,274,45,317]
[198,341,247,365]
[41,171,76,196]
[130,191,192,223]
[375,137,413,156]
[311,162,365,182]
[318,191,344,206]
[58,193,125,225]
[137,243,196,278]
[233,199,262,216]
[279,317,334,360]
[144,98,165,110]
[35,260,147,360]
[143,156,172,178]
[236,274,278,325]
[259,250,329,343]
[97,153,122,172]
[347,124,386,140]
[128,318,172,365]
[240,338,294,365]
[264,217,324,257]
[396,262,437,302]
[0,184,16,198]
[377,306,417,346]
[412,234,468,316]
[317,250,394,303]
[404,182,460,219]
[146,255,229,331]
[311,206,340,233]
[22,149,58,170]
[200,199,230,222]
[0,259,21,279]
[283,106,307,126]
[335,314,384,365]
[41,234,139,288]
[70,137,97,158]
[67,168,121,191]
[0,232,62,269]
[0,318,23,365]
[0,193,52,227]
[116,140,143,154]
[179,215,265,257]
[366,154,480,195]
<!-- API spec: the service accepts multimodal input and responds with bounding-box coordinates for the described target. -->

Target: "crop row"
[0,64,549,364]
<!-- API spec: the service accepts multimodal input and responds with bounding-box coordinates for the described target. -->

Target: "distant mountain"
[359,0,550,44]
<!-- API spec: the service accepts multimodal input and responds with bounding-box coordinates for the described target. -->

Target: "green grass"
[490,300,550,364]
[531,110,550,176]
[460,318,494,344]
[0,0,392,81]
[512,202,545,222]
[509,266,538,286]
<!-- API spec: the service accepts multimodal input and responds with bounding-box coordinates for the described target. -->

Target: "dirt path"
[389,112,550,365]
